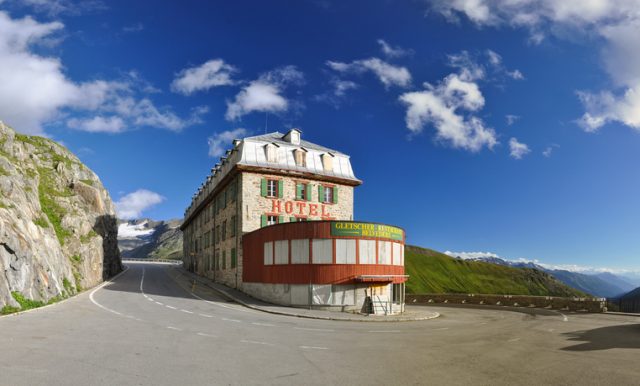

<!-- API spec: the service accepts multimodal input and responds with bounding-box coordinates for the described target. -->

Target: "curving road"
[1,261,639,385]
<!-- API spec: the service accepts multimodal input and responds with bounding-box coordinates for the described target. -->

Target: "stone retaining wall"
[406,293,606,313]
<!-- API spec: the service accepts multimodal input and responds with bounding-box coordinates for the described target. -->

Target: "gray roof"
[244,131,345,155]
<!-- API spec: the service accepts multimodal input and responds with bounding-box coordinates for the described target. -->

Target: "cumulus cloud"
[428,0,640,133]
[444,251,501,260]
[377,39,414,58]
[171,59,237,95]
[225,66,304,121]
[398,53,500,152]
[327,57,412,88]
[208,128,247,157]
[509,137,530,159]
[16,0,107,16]
[115,189,165,220]
[0,11,204,135]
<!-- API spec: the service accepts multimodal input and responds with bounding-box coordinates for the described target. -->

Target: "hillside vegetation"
[405,246,586,297]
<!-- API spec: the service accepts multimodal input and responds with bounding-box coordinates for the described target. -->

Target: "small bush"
[33,217,49,228]
[11,291,44,310]
[70,254,82,264]
[1,305,20,315]
[80,230,98,243]
[62,277,74,294]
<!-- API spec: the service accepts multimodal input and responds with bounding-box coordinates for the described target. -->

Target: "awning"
[355,275,409,283]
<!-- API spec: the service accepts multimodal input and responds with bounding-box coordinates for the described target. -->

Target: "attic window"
[294,148,307,167]
[321,153,334,172]
[265,143,278,163]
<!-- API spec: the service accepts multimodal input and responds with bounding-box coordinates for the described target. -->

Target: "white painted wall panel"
[359,239,376,264]
[312,239,333,264]
[336,239,356,264]
[378,241,391,265]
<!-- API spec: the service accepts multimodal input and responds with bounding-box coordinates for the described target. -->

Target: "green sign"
[331,222,404,241]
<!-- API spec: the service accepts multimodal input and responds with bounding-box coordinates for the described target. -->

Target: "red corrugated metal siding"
[242,221,406,284]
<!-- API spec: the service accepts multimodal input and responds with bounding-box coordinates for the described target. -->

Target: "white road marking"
[155,302,164,306]
[147,298,154,302]
[241,339,274,346]
[187,288,252,313]
[166,326,182,331]
[222,318,242,323]
[181,309,194,314]
[368,330,401,333]
[435,327,450,331]
[197,332,216,338]
[294,327,334,332]
[508,338,521,342]
[143,294,148,298]
[199,313,214,318]
[166,305,177,310]
[300,346,329,350]
[560,313,569,322]
[89,268,132,317]
[252,322,275,327]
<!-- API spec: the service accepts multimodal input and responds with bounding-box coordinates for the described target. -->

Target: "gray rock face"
[0,121,121,310]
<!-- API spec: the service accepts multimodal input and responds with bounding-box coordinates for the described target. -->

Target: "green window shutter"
[260,178,267,197]
[333,186,339,204]
[278,215,285,223]
[296,183,302,200]
[306,183,312,201]
[260,214,267,228]
[278,180,284,198]
[318,185,323,202]
[231,248,237,268]
[290,216,296,222]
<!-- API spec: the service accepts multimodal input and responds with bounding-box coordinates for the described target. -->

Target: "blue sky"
[1,0,640,272]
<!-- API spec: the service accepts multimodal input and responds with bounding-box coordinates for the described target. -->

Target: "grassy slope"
[405,246,586,297]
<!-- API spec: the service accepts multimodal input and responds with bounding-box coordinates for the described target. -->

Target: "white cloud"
[327,57,412,88]
[225,66,303,121]
[122,22,143,33]
[509,137,530,159]
[543,143,559,157]
[208,128,247,157]
[505,114,520,125]
[398,66,497,152]
[0,11,204,135]
[332,79,358,97]
[377,39,413,58]
[171,59,237,95]
[67,116,125,133]
[16,0,106,16]
[429,0,640,133]
[115,189,165,220]
[444,251,501,260]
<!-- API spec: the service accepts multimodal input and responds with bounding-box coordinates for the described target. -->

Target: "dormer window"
[283,128,301,145]
[294,148,307,167]
[321,152,334,172]
[265,143,278,163]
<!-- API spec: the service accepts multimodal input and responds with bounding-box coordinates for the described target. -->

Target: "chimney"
[283,128,302,145]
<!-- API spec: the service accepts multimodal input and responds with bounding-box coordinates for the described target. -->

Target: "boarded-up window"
[312,284,332,305]
[378,241,391,265]
[294,149,306,167]
[312,239,332,264]
[336,239,356,264]
[321,153,333,172]
[274,240,289,265]
[393,243,404,266]
[265,144,277,163]
[359,239,376,264]
[291,239,310,264]
[264,242,273,265]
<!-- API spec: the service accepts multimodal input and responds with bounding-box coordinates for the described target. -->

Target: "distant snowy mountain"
[118,219,182,259]
[445,251,635,298]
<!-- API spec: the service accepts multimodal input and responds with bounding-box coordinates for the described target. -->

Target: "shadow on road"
[562,324,640,351]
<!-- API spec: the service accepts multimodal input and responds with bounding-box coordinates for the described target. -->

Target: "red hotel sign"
[270,199,332,217]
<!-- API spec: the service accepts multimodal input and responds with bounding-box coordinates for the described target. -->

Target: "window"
[294,149,306,167]
[222,220,227,240]
[321,153,334,172]
[392,283,402,304]
[215,225,220,244]
[265,143,278,163]
[215,249,220,270]
[230,216,236,237]
[267,180,277,197]
[318,185,338,204]
[312,239,332,264]
[378,241,391,265]
[291,239,309,264]
[261,178,283,198]
[359,240,376,264]
[336,239,356,264]
[264,242,273,265]
[267,215,277,226]
[393,243,404,266]
[296,183,311,201]
[261,214,281,227]
[222,250,226,270]
[231,248,237,268]
[274,240,289,265]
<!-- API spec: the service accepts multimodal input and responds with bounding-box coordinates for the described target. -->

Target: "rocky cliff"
[118,219,182,260]
[0,121,121,312]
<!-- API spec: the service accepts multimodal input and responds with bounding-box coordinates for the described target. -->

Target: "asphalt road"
[1,262,639,386]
